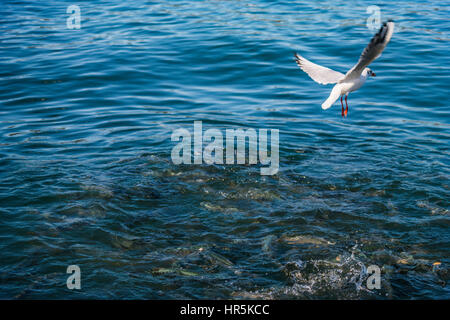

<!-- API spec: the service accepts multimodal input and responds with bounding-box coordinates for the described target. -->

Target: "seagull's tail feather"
[321,85,341,110]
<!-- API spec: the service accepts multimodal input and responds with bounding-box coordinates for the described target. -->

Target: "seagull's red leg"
[344,95,348,117]
[340,96,344,117]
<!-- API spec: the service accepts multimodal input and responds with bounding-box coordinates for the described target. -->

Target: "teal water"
[0,0,449,299]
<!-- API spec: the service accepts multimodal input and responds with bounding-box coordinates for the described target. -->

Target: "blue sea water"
[0,0,449,299]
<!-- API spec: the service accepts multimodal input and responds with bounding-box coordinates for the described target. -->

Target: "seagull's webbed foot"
[344,95,349,117]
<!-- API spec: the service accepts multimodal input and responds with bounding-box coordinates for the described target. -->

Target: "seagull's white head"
[363,67,376,78]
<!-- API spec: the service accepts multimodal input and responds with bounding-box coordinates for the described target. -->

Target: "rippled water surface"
[1,0,449,299]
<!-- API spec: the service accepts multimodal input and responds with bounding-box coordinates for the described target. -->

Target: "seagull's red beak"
[372,72,376,77]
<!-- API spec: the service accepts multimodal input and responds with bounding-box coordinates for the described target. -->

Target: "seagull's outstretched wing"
[343,20,394,80]
[294,53,344,85]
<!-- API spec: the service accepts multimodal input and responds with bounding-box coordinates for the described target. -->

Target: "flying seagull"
[294,20,394,117]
